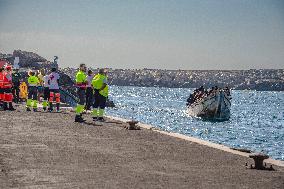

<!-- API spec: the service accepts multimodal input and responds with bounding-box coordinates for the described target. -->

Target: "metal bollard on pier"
[247,153,274,171]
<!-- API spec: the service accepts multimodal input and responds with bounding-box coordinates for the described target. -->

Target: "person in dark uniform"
[12,68,21,103]
[85,70,94,110]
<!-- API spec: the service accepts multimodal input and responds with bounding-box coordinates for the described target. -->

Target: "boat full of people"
[186,86,231,121]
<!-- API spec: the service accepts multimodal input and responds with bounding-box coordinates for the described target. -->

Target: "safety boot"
[3,102,8,111]
[97,117,105,122]
[48,103,53,112]
[75,115,85,123]
[8,102,16,111]
[56,103,60,112]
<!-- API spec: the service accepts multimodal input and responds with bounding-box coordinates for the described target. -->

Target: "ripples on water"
[107,86,284,161]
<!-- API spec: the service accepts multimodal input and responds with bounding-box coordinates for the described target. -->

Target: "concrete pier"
[0,105,283,188]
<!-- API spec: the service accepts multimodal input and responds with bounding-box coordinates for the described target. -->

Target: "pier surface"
[1,105,284,188]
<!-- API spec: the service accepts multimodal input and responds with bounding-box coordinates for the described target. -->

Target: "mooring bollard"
[126,120,140,130]
[248,153,271,170]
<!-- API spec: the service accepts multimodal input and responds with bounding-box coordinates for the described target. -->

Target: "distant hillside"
[1,50,283,91]
[62,68,284,91]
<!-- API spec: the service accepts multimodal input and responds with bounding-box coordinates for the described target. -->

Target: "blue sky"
[0,0,283,69]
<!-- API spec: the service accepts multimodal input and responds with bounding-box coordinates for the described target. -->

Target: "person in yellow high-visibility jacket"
[74,63,88,122]
[92,68,109,122]
[26,71,39,111]
[19,82,28,100]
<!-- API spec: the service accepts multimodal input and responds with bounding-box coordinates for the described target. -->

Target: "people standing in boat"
[199,86,205,92]
[186,93,195,106]
[208,87,215,95]
[214,86,219,93]
[224,87,231,96]
[188,85,225,105]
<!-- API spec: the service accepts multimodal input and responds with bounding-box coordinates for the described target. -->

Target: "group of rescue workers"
[25,68,61,112]
[74,63,109,123]
[0,63,109,123]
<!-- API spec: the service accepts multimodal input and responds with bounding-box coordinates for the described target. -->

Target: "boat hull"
[187,91,231,121]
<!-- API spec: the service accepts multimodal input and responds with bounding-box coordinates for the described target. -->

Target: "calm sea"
[107,86,284,161]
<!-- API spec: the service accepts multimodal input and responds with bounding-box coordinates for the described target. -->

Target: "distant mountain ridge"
[63,68,284,91]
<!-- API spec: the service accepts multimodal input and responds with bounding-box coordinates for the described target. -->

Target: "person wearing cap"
[74,63,88,122]
[85,69,94,110]
[2,65,15,111]
[92,68,109,122]
[48,67,61,112]
[26,71,39,111]
[12,68,21,103]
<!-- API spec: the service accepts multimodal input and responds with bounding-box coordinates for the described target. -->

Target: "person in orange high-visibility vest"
[2,65,15,111]
[0,67,4,110]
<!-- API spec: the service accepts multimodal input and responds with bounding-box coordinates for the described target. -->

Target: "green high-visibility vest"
[75,71,87,84]
[99,85,108,97]
[28,76,39,86]
[92,73,108,97]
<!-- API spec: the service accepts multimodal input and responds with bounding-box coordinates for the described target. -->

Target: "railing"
[59,87,78,107]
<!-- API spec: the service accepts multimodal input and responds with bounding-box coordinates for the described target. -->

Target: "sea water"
[106,86,284,161]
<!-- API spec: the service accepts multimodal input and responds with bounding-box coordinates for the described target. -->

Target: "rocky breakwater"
[1,50,76,105]
[13,50,58,70]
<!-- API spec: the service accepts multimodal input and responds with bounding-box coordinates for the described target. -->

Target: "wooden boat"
[187,90,231,121]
